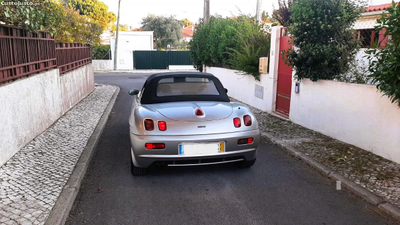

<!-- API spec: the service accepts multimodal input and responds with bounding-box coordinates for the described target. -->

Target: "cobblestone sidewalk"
[0,85,118,225]
[232,98,400,209]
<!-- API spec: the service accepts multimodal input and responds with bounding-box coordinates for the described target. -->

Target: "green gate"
[133,51,193,70]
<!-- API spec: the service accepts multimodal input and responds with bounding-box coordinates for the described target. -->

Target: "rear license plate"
[178,142,225,156]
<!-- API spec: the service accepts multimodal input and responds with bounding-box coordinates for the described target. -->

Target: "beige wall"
[0,64,94,166]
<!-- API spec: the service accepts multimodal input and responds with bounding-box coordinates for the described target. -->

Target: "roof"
[182,25,194,38]
[364,3,396,12]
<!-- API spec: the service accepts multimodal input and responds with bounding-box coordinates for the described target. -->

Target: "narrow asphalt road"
[66,72,394,225]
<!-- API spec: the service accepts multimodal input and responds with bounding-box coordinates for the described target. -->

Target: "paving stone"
[5,220,18,225]
[0,217,10,223]
[0,85,117,225]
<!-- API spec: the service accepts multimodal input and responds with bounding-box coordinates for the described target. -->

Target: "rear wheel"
[131,158,148,176]
[239,158,256,168]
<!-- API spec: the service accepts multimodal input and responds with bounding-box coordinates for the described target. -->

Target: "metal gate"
[133,51,193,70]
[276,28,293,117]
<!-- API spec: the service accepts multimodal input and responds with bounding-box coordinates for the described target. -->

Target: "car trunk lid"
[148,102,232,122]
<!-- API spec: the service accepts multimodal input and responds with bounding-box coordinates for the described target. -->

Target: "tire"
[239,158,256,168]
[131,159,148,176]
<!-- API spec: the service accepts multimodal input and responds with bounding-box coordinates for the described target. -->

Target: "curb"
[261,132,400,221]
[45,86,120,225]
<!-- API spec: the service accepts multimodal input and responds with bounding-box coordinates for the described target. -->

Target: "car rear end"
[129,73,260,175]
[130,101,260,168]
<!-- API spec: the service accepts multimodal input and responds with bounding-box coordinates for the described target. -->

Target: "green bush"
[189,16,270,79]
[229,18,270,80]
[190,17,241,71]
[92,45,111,60]
[284,0,362,81]
[367,1,400,107]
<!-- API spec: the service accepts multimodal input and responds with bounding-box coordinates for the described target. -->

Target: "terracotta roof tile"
[182,25,195,38]
[364,3,397,12]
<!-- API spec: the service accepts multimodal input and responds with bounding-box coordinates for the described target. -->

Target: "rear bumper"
[130,129,260,168]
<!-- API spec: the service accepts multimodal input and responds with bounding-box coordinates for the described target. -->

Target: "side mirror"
[224,88,228,94]
[129,89,139,96]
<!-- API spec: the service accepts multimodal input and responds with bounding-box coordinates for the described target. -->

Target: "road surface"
[66,72,393,225]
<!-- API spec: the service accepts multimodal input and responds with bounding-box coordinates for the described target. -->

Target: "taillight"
[145,143,165,149]
[144,119,154,131]
[237,138,254,145]
[243,115,252,126]
[158,121,167,131]
[195,108,204,116]
[233,117,241,128]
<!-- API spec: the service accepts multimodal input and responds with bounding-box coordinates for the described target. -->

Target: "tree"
[180,18,193,27]
[367,1,400,107]
[0,0,66,35]
[190,16,242,69]
[55,7,103,45]
[141,15,183,49]
[272,0,296,27]
[92,45,111,59]
[0,0,112,45]
[65,0,116,30]
[189,16,270,79]
[261,11,271,22]
[229,18,271,80]
[283,0,362,81]
[111,24,130,34]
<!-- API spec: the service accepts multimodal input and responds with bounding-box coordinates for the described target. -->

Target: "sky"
[101,0,395,28]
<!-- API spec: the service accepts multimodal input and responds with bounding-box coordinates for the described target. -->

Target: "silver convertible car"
[128,72,260,175]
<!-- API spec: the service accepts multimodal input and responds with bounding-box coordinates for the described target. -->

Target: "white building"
[99,32,113,45]
[110,31,154,70]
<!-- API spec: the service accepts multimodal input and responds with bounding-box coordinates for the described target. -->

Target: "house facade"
[353,3,394,48]
[182,25,194,42]
[110,31,154,70]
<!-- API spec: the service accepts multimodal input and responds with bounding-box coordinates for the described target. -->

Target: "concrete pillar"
[264,26,282,113]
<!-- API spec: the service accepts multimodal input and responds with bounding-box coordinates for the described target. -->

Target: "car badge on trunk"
[195,108,204,116]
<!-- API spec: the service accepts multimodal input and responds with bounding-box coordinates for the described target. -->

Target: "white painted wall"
[355,50,370,68]
[206,67,273,112]
[353,16,378,30]
[92,60,113,71]
[289,79,400,164]
[169,65,195,70]
[60,64,95,114]
[110,31,154,70]
[0,69,62,166]
[0,64,94,166]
